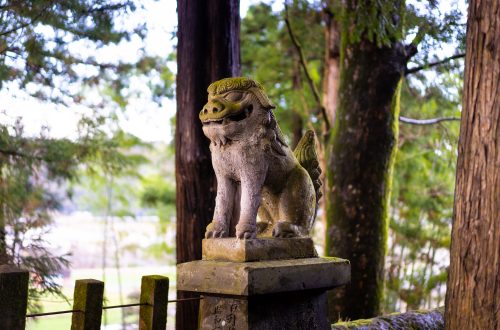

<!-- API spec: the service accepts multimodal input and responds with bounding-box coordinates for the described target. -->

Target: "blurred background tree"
[0,0,174,313]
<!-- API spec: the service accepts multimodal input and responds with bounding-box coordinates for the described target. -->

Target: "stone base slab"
[177,257,350,296]
[200,290,330,330]
[202,237,318,262]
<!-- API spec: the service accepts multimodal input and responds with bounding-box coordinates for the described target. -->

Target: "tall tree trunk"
[176,1,240,329]
[321,8,341,313]
[322,6,340,127]
[445,0,500,328]
[325,37,411,319]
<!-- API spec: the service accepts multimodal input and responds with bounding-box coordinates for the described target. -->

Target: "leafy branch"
[284,2,330,131]
[0,2,52,37]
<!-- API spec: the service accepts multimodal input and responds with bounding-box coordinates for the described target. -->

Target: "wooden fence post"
[0,265,29,330]
[71,279,104,330]
[139,275,169,330]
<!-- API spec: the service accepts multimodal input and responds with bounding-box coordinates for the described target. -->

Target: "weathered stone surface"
[177,257,350,296]
[202,237,318,262]
[200,290,330,330]
[201,77,322,240]
[331,307,444,330]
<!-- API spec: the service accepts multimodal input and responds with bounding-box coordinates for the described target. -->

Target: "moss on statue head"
[208,77,275,110]
[208,77,263,95]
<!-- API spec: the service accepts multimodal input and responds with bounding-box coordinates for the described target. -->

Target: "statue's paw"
[272,221,299,238]
[205,221,228,239]
[235,223,257,240]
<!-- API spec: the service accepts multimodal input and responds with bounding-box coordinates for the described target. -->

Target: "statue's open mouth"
[202,105,253,126]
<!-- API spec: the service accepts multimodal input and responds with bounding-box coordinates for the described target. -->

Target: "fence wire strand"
[25,296,202,318]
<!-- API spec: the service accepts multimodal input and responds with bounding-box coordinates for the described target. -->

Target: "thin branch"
[83,3,128,15]
[0,3,50,37]
[0,148,43,161]
[399,116,461,125]
[284,3,330,131]
[42,50,117,70]
[405,53,465,75]
[0,21,33,37]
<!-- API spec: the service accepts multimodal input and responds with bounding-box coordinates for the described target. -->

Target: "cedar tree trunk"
[322,6,340,127]
[326,38,413,320]
[176,1,240,329]
[445,0,500,328]
[320,4,340,256]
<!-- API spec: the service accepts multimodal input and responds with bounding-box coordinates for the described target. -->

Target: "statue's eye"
[224,91,243,102]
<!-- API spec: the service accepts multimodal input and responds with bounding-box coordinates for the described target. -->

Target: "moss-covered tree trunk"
[326,38,412,320]
[445,0,500,328]
[320,5,340,251]
[175,1,240,329]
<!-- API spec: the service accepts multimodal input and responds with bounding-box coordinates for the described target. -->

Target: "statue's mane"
[268,111,288,156]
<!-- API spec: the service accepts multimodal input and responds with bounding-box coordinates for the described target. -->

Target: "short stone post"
[139,275,170,330]
[0,264,29,330]
[177,238,351,330]
[71,279,104,330]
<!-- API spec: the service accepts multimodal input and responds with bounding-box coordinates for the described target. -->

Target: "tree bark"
[320,1,340,259]
[176,1,240,329]
[445,0,500,328]
[326,38,409,320]
[322,7,340,127]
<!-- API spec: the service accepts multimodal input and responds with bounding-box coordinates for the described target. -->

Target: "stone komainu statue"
[200,77,322,239]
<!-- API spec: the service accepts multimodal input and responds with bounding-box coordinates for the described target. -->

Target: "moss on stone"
[331,307,445,330]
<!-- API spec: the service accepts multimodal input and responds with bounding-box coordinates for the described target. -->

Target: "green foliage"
[138,147,176,262]
[0,119,147,312]
[385,67,462,311]
[73,131,149,217]
[0,0,176,312]
[331,0,465,50]
[0,0,173,108]
[241,1,324,141]
[336,0,404,47]
[141,178,175,208]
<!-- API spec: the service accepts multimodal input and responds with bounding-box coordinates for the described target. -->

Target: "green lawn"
[26,266,176,330]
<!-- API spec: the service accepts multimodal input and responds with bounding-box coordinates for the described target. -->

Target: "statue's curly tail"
[293,130,322,227]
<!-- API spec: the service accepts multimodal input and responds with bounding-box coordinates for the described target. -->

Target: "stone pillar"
[177,238,350,330]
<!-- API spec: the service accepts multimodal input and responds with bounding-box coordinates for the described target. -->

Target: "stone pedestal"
[177,238,350,330]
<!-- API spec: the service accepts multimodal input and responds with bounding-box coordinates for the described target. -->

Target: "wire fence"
[25,297,203,318]
[0,265,192,330]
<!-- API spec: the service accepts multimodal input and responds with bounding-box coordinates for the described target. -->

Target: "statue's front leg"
[205,176,235,238]
[235,177,264,239]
